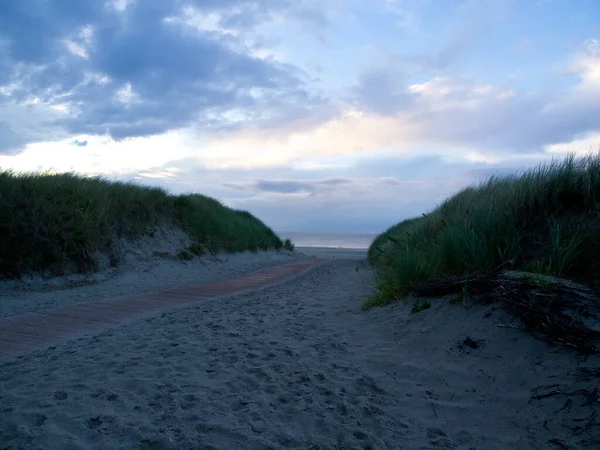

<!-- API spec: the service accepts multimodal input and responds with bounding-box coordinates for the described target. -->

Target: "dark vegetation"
[367,153,600,355]
[368,153,600,307]
[0,170,289,279]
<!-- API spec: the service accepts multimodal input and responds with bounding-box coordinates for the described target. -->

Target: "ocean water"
[278,232,378,249]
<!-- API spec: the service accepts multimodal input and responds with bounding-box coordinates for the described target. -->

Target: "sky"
[0,0,599,233]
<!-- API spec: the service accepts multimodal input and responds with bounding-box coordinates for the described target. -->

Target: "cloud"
[4,37,598,174]
[0,98,70,153]
[351,67,415,115]
[0,132,197,175]
[0,122,27,153]
[222,173,456,232]
[222,175,431,206]
[71,139,88,147]
[187,109,423,169]
[461,167,525,181]
[223,177,352,194]
[83,155,448,232]
[0,0,333,153]
[348,33,476,117]
[191,50,600,170]
[344,39,600,156]
[2,127,562,233]
[546,132,600,155]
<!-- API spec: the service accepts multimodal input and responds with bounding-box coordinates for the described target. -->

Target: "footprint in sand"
[180,393,197,411]
[86,416,103,430]
[427,427,459,448]
[230,398,249,412]
[53,390,68,401]
[26,413,47,427]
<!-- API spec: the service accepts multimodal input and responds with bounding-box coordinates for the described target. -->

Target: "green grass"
[368,153,600,306]
[410,299,431,314]
[0,170,290,278]
[177,250,194,261]
[283,238,295,251]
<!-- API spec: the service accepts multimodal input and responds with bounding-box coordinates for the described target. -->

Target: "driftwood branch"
[414,272,600,354]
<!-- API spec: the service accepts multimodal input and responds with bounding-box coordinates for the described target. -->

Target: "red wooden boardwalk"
[0,258,326,358]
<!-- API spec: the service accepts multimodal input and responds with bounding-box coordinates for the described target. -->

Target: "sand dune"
[1,252,598,449]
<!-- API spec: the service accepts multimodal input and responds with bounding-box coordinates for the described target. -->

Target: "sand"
[1,249,599,449]
[295,246,367,260]
[0,249,304,319]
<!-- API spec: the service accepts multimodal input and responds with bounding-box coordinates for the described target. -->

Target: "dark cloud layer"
[71,139,88,147]
[0,0,331,152]
[223,177,352,194]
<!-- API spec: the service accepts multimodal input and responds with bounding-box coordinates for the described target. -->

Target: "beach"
[1,248,598,449]
[296,246,368,260]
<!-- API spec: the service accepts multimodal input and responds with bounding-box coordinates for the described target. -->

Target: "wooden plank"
[0,259,326,358]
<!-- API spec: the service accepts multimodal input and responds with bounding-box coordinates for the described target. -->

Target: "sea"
[277,232,378,249]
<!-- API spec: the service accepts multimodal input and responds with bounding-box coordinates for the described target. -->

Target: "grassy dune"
[0,171,293,279]
[367,153,600,307]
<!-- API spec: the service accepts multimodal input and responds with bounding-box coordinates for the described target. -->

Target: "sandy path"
[1,258,598,449]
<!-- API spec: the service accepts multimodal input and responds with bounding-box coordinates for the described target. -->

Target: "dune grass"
[0,170,287,279]
[368,153,600,307]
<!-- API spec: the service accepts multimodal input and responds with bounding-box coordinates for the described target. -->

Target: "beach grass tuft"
[283,238,295,251]
[0,170,288,278]
[367,153,600,306]
[410,299,431,314]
